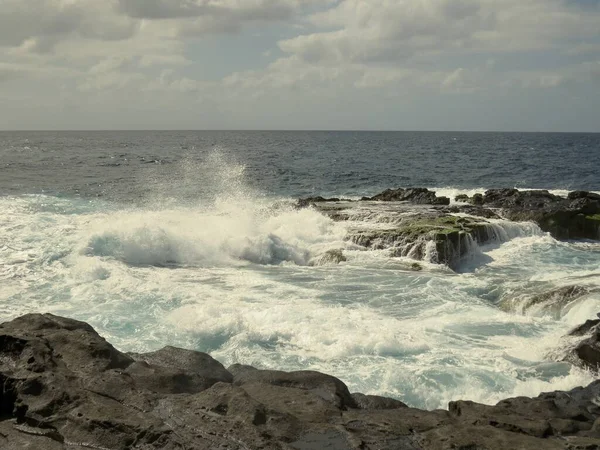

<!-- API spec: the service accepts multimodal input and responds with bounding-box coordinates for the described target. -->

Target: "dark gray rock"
[232,368,358,409]
[227,363,259,377]
[471,193,484,205]
[297,196,341,208]
[351,393,408,410]
[347,213,494,271]
[474,189,600,241]
[129,345,233,384]
[369,188,450,205]
[569,319,600,337]
[568,191,600,201]
[572,331,600,371]
[3,313,600,449]
[503,285,594,317]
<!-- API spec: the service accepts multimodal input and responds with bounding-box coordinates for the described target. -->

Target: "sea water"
[0,131,599,410]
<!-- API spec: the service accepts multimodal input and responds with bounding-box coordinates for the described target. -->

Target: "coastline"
[1,313,599,450]
[2,187,600,449]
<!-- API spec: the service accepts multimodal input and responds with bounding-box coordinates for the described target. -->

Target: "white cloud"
[0,0,138,51]
[117,0,332,36]
[279,0,600,65]
[0,0,599,130]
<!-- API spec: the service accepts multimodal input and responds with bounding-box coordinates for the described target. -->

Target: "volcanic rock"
[2,313,600,449]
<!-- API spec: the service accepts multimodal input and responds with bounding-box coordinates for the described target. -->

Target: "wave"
[81,205,346,267]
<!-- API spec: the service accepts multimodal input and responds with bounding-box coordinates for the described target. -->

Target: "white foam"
[78,203,346,268]
[1,173,600,412]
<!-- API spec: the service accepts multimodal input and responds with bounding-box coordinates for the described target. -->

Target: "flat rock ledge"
[298,188,600,242]
[297,188,600,270]
[2,313,600,450]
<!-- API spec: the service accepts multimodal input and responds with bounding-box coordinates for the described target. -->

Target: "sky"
[1,0,599,131]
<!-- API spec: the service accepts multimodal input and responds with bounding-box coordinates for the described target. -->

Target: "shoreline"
[2,187,600,448]
[1,313,599,449]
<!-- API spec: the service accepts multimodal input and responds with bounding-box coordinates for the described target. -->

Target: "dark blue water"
[1,131,598,200]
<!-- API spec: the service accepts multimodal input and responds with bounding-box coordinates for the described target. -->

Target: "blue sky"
[0,0,599,131]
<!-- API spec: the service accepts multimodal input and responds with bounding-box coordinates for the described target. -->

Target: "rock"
[471,193,484,205]
[568,191,600,201]
[3,313,600,449]
[227,363,259,377]
[369,188,450,205]
[309,249,347,266]
[351,393,408,410]
[569,319,600,337]
[501,285,593,317]
[442,204,501,219]
[242,382,343,423]
[300,188,600,242]
[348,213,493,270]
[475,189,600,241]
[129,346,233,384]
[572,330,600,371]
[410,262,423,271]
[232,368,358,410]
[455,194,469,202]
[297,196,341,208]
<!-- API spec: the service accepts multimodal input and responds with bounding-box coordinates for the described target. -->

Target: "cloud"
[278,0,600,65]
[0,0,599,130]
[117,0,294,20]
[117,0,330,36]
[0,0,138,52]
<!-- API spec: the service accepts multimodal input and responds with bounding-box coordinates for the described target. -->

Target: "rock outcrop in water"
[297,196,518,271]
[567,318,600,372]
[459,189,600,241]
[367,188,450,205]
[347,213,495,271]
[2,313,600,449]
[500,285,595,318]
[297,188,600,271]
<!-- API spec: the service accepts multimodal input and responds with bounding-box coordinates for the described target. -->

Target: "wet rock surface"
[466,188,600,240]
[367,188,450,205]
[2,313,600,449]
[297,188,600,271]
[500,285,596,318]
[567,319,600,372]
[298,199,510,271]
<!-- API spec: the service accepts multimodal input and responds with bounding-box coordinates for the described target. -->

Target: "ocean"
[1,130,599,410]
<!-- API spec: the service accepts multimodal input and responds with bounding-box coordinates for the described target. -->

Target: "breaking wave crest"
[82,206,343,267]
[81,151,347,267]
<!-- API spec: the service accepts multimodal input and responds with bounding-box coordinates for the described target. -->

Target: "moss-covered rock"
[348,214,492,270]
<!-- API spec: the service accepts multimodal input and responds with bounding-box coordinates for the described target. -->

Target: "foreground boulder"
[2,313,600,449]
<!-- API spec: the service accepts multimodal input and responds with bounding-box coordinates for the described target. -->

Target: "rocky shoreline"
[1,313,600,450]
[2,188,600,449]
[299,188,600,270]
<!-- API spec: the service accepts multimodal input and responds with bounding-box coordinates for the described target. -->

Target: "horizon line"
[1,129,599,134]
